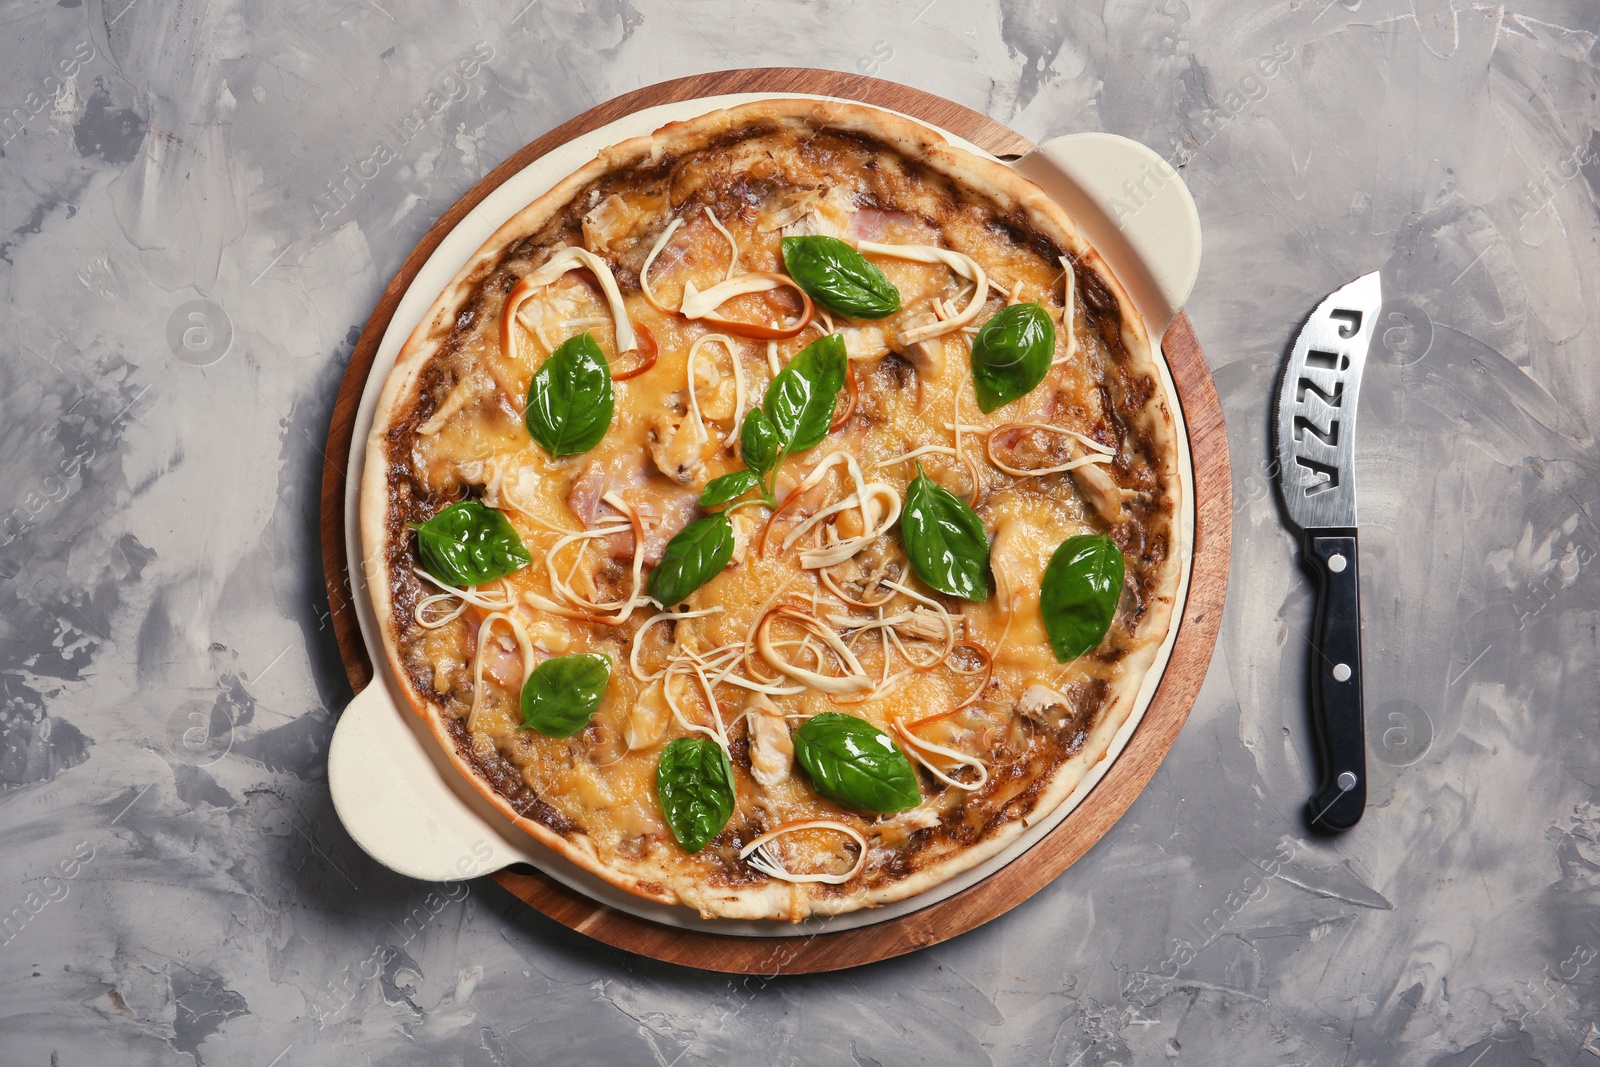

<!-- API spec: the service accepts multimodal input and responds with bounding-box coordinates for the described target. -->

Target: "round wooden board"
[319,68,1231,974]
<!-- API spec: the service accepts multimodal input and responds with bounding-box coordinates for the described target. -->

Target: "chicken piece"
[1017,684,1079,731]
[839,325,888,362]
[755,188,821,232]
[729,507,758,567]
[989,517,1026,617]
[626,697,670,750]
[781,211,843,239]
[746,695,794,788]
[1072,460,1130,524]
[780,185,857,239]
[893,608,952,644]
[581,194,642,254]
[891,313,945,381]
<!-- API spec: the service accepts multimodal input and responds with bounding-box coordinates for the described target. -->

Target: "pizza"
[360,98,1182,921]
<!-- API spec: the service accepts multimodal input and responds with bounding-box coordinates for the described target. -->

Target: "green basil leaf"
[646,513,735,606]
[415,500,531,586]
[764,333,847,454]
[1040,534,1125,662]
[701,469,761,507]
[656,737,736,853]
[520,653,611,737]
[525,332,614,456]
[781,236,901,319]
[971,302,1055,414]
[900,466,990,602]
[794,712,920,813]
[739,407,780,476]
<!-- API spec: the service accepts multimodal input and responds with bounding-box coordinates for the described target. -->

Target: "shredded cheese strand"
[739,820,868,885]
[686,333,745,447]
[984,422,1117,478]
[679,271,813,337]
[537,494,646,623]
[856,241,989,344]
[756,607,873,694]
[516,245,638,353]
[872,444,958,469]
[629,607,725,681]
[892,720,990,792]
[415,592,467,629]
[704,207,739,282]
[640,217,684,314]
[774,452,901,569]
[662,667,723,746]
[467,610,536,734]
[1051,255,1078,366]
[413,569,515,612]
[743,574,801,683]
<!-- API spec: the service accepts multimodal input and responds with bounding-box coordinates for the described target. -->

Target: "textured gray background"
[2,0,1598,1063]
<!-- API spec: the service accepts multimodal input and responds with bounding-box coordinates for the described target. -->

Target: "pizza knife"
[1273,272,1381,832]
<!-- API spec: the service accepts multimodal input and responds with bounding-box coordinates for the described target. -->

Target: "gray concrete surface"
[2,0,1598,1063]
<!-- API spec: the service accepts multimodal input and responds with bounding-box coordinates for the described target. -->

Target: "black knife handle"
[1302,529,1366,831]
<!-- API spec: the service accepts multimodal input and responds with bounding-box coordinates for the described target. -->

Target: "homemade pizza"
[361,98,1182,921]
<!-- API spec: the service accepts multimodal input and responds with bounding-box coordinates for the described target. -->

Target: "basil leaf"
[765,334,847,454]
[415,500,531,586]
[656,737,736,853]
[900,466,991,602]
[525,332,614,456]
[739,407,780,476]
[1040,534,1125,662]
[520,653,610,737]
[794,712,920,813]
[701,469,761,507]
[646,513,735,606]
[781,236,901,319]
[971,302,1055,414]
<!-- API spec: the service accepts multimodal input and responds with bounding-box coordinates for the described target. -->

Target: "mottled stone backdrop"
[2,0,1598,1063]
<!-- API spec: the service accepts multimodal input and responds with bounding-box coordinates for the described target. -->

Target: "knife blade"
[1273,271,1382,832]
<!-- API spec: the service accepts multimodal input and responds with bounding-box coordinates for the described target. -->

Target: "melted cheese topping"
[389,126,1172,909]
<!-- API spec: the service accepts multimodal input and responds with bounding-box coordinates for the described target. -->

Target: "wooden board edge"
[319,71,1231,974]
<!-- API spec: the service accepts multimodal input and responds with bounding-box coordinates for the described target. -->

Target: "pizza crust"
[360,98,1182,920]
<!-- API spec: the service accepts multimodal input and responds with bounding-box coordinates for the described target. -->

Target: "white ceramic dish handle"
[1013,132,1201,335]
[329,683,537,881]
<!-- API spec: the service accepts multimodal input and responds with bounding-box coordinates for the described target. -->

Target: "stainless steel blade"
[1273,272,1382,531]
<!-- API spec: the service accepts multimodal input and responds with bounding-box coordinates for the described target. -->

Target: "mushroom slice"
[647,409,709,486]
[1017,684,1078,730]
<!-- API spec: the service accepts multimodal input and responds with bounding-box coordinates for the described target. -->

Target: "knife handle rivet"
[1332,663,1352,682]
[1327,553,1347,573]
[1337,771,1358,791]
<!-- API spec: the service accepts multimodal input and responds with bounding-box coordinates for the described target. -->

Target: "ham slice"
[566,459,698,564]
